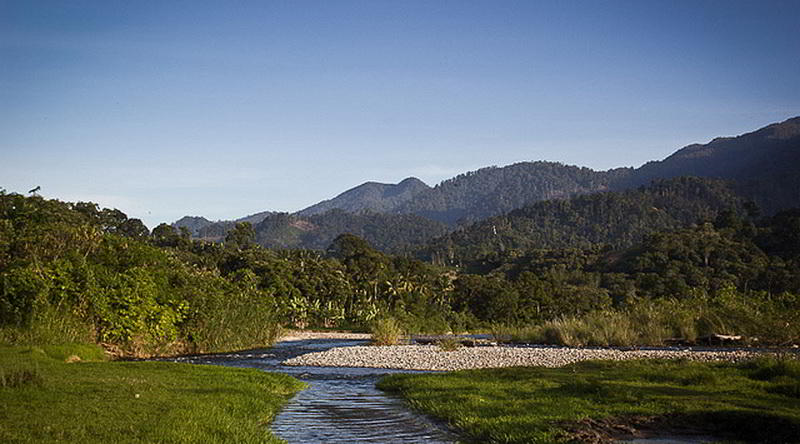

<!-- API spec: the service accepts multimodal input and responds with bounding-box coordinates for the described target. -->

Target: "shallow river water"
[168,339,458,444]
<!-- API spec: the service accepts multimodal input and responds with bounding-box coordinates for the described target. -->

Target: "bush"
[370,317,406,345]
[437,336,463,351]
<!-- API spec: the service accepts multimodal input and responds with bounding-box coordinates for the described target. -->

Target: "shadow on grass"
[565,410,800,444]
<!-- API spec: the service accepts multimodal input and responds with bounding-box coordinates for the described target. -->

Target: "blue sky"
[2,0,799,228]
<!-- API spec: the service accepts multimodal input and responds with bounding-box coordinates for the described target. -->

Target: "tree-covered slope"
[616,116,800,214]
[423,177,745,264]
[253,209,449,253]
[395,161,632,225]
[297,177,431,216]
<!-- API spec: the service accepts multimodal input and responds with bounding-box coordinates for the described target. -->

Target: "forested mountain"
[252,209,449,253]
[422,177,745,264]
[172,117,799,252]
[615,116,800,214]
[394,162,631,225]
[297,177,430,216]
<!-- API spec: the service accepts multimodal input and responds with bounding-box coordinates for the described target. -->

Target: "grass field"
[378,358,800,443]
[0,344,304,443]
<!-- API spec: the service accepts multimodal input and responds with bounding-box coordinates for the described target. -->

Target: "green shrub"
[582,311,636,346]
[370,317,406,345]
[437,336,463,351]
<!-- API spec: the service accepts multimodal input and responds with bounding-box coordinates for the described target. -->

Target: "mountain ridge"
[297,177,430,217]
[171,115,799,252]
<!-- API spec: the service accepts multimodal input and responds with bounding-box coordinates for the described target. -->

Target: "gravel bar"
[282,344,772,371]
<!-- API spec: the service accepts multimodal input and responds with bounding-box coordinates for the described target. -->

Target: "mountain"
[297,177,430,216]
[172,216,213,236]
[394,162,631,225]
[173,116,799,252]
[422,177,745,264]
[252,209,448,253]
[235,210,277,225]
[615,116,800,214]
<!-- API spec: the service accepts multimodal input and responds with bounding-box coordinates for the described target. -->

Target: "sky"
[2,0,799,228]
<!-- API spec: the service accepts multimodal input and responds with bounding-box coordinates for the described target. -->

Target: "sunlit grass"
[379,358,800,443]
[0,344,305,443]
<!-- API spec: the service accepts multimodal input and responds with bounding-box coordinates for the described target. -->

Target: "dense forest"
[422,177,746,264]
[250,209,450,253]
[3,185,799,354]
[0,191,458,355]
[392,161,631,225]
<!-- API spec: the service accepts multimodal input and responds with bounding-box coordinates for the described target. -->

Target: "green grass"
[0,344,305,443]
[378,358,800,444]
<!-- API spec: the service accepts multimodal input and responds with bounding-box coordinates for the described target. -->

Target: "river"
[167,338,458,443]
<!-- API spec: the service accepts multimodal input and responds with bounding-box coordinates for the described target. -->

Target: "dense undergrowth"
[378,357,800,444]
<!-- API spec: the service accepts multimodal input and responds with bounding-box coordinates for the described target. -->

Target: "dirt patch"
[561,415,716,444]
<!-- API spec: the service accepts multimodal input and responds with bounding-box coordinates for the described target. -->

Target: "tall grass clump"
[370,317,406,345]
[437,336,463,351]
[528,312,636,347]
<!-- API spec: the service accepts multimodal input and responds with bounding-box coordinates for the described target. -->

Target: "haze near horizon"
[2,0,799,228]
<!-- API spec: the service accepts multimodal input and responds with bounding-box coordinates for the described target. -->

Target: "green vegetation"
[490,290,800,347]
[0,344,304,443]
[379,358,800,444]
[395,161,630,225]
[0,192,285,355]
[424,177,743,263]
[370,317,406,345]
[251,209,449,253]
[436,336,463,351]
[3,187,800,352]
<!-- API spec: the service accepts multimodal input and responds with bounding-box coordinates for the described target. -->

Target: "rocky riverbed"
[283,344,770,371]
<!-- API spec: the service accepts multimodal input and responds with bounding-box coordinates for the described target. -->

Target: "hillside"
[297,177,430,216]
[616,116,800,214]
[395,161,631,225]
[253,209,449,253]
[172,117,799,252]
[422,177,744,264]
[175,211,276,240]
[172,216,213,236]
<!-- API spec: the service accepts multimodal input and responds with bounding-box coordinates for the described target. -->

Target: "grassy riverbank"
[0,344,304,443]
[379,358,800,443]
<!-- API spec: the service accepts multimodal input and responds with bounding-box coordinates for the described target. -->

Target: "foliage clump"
[370,317,406,346]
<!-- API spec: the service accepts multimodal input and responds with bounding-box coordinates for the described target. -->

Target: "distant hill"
[394,161,631,225]
[172,216,213,236]
[297,177,430,216]
[253,209,448,253]
[173,211,276,239]
[236,210,277,225]
[172,116,799,253]
[422,177,744,264]
[615,116,800,214]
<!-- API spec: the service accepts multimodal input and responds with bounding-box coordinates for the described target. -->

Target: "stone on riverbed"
[282,344,764,371]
